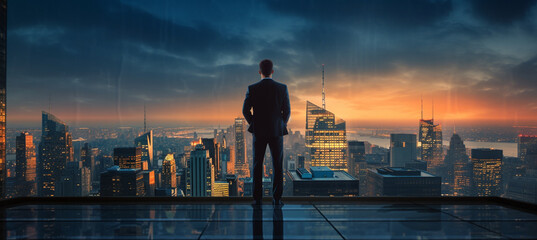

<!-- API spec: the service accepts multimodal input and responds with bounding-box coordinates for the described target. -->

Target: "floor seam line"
[414,201,510,240]
[312,203,347,240]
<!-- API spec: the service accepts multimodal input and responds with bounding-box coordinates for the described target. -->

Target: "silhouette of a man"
[243,59,291,206]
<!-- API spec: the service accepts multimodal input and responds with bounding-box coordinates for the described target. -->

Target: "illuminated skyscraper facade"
[234,118,249,178]
[0,0,6,198]
[305,101,347,171]
[471,148,503,196]
[135,130,154,169]
[100,166,145,197]
[162,154,177,189]
[38,111,74,197]
[187,145,214,197]
[419,119,443,172]
[114,147,142,169]
[444,133,471,196]
[16,132,37,197]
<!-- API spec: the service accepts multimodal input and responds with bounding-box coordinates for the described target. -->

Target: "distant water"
[351,135,517,157]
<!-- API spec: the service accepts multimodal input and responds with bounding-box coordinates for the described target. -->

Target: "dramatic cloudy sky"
[8,0,537,129]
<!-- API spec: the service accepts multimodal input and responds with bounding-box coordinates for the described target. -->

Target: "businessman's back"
[243,59,290,207]
[243,78,289,137]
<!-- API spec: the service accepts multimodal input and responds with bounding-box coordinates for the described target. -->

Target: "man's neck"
[261,75,272,80]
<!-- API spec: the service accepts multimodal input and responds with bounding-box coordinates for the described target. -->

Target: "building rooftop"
[371,167,437,178]
[289,170,356,181]
[2,196,537,239]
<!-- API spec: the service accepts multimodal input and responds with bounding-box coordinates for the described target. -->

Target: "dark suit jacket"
[242,78,291,137]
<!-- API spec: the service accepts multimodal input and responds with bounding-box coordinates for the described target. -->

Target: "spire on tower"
[322,64,326,109]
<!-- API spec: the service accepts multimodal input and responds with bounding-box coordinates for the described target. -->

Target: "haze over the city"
[8,0,537,128]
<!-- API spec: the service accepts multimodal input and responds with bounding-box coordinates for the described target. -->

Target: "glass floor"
[2,198,537,239]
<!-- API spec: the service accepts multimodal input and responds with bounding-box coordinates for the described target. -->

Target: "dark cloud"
[6,0,537,126]
[469,0,537,24]
[264,0,453,29]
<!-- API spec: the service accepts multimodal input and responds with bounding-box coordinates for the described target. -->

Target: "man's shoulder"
[272,79,287,89]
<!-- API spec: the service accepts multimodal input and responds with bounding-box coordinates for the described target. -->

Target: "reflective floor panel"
[3,202,537,239]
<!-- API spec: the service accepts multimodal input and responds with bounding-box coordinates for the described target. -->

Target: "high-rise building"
[161,154,177,189]
[348,141,366,177]
[113,147,142,169]
[187,144,214,196]
[0,0,6,199]
[202,138,220,179]
[287,167,359,196]
[471,148,503,196]
[225,174,239,196]
[444,133,471,196]
[38,111,74,197]
[212,181,229,197]
[418,100,443,172]
[518,135,537,169]
[419,120,443,171]
[366,167,441,197]
[234,118,249,178]
[135,130,154,169]
[100,166,145,197]
[15,132,37,197]
[80,143,94,188]
[305,101,347,171]
[142,170,155,197]
[390,134,417,167]
[58,161,90,196]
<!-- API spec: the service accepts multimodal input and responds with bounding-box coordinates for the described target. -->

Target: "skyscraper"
[100,166,145,197]
[390,134,417,168]
[80,143,94,187]
[135,130,154,169]
[16,132,37,196]
[471,148,503,196]
[38,111,74,197]
[0,0,6,198]
[113,147,142,169]
[419,118,442,172]
[202,138,220,179]
[518,135,537,169]
[234,118,249,178]
[348,141,366,177]
[161,154,177,189]
[444,133,471,196]
[305,101,347,171]
[366,167,441,197]
[187,144,214,197]
[58,161,90,196]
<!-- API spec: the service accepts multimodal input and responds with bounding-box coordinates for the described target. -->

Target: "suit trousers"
[252,135,283,201]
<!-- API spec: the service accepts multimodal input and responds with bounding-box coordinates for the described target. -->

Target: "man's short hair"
[259,59,273,77]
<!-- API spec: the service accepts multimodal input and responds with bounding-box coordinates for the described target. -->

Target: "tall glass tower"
[305,101,347,171]
[419,119,443,172]
[38,111,74,197]
[135,130,154,169]
[234,118,249,178]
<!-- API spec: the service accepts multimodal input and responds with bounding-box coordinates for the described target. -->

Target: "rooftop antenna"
[48,94,51,113]
[143,103,147,133]
[420,95,423,120]
[322,64,326,109]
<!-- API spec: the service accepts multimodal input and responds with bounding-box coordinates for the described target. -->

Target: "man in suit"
[243,59,291,207]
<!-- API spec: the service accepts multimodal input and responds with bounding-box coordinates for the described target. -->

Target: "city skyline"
[7,0,537,129]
